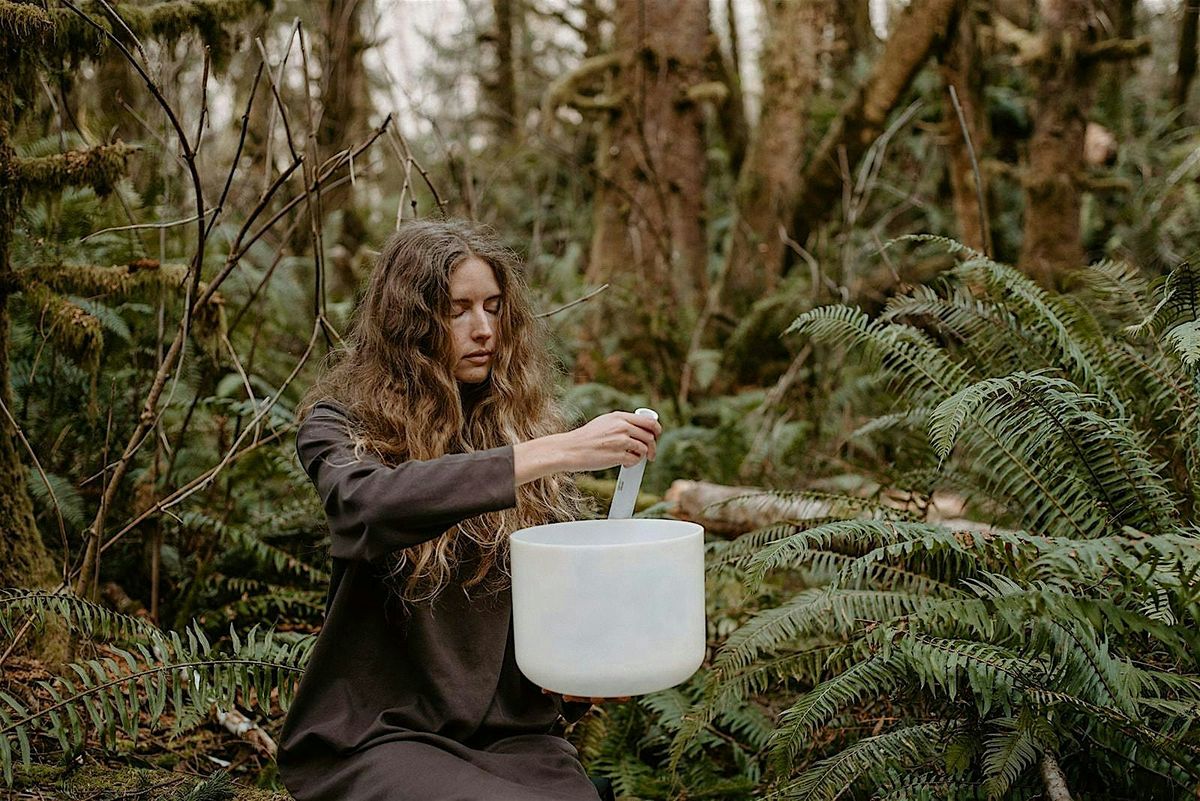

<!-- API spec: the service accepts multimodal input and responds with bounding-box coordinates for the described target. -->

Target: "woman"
[277,218,662,801]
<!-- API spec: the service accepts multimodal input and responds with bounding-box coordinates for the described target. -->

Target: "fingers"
[621,440,649,467]
[620,412,663,439]
[622,419,658,462]
[626,422,656,451]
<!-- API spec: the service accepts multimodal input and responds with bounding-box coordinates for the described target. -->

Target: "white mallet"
[607,407,659,519]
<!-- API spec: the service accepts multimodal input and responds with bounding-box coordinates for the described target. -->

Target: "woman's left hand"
[542,687,632,704]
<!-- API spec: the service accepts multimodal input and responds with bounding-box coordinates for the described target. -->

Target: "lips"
[465,352,492,361]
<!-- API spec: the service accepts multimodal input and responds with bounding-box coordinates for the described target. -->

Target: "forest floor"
[2,655,289,800]
[5,763,291,800]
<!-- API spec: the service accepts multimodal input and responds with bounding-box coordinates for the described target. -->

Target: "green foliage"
[0,588,160,643]
[571,676,767,800]
[172,768,234,801]
[668,244,1200,799]
[0,590,314,788]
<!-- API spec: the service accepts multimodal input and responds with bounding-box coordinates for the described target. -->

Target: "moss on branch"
[10,143,135,198]
[2,0,272,69]
[15,261,227,370]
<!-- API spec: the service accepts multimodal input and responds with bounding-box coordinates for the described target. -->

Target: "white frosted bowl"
[509,518,706,698]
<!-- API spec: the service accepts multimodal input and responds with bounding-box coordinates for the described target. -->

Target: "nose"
[470,308,494,343]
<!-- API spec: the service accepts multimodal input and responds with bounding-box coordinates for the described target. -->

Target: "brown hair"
[297,217,592,608]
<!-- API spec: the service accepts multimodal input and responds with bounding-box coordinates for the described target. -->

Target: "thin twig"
[194,47,211,155]
[205,59,265,239]
[536,283,610,318]
[80,210,216,242]
[254,34,300,161]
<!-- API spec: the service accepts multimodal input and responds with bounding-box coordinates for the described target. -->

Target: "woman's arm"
[512,433,573,486]
[296,402,518,561]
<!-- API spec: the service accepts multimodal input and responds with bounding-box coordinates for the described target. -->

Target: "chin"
[456,368,492,385]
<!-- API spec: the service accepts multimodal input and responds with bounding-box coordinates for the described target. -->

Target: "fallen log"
[663,478,995,538]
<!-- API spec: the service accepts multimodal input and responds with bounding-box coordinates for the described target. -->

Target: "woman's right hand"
[558,411,662,472]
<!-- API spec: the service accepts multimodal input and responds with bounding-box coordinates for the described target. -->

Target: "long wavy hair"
[297,218,593,609]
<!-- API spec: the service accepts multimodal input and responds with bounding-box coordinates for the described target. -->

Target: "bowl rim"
[509,518,704,549]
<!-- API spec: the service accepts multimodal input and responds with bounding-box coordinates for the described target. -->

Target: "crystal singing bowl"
[509,518,706,698]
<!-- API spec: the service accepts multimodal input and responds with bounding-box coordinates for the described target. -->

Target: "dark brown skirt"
[279,729,601,801]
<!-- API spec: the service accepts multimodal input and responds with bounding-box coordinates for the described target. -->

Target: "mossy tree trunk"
[788,0,962,251]
[318,0,371,294]
[1175,0,1199,110]
[0,22,59,599]
[487,0,520,140]
[714,0,827,327]
[939,2,991,254]
[832,0,876,72]
[712,0,749,175]
[1018,0,1099,288]
[584,0,711,387]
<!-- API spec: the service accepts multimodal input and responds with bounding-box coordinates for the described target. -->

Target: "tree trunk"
[939,3,991,253]
[1018,0,1099,288]
[716,0,827,322]
[715,0,749,174]
[581,0,605,58]
[319,0,370,150]
[489,0,520,138]
[789,0,962,250]
[584,0,710,382]
[1175,1,1199,110]
[1097,0,1136,131]
[832,0,876,72]
[0,53,55,597]
[318,0,371,292]
[0,48,65,667]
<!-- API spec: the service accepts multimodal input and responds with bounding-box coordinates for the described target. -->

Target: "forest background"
[5,0,1200,799]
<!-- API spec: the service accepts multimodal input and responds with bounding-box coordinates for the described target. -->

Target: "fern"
[672,252,1200,799]
[0,598,315,786]
[0,589,160,642]
[771,721,952,801]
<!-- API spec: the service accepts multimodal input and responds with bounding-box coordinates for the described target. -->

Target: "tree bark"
[789,0,963,249]
[1097,0,1136,130]
[489,0,520,137]
[0,34,66,667]
[708,0,748,175]
[832,0,876,73]
[319,0,370,151]
[581,0,605,58]
[715,0,827,323]
[1175,1,1199,109]
[585,0,710,380]
[939,3,992,253]
[1018,0,1099,288]
[318,0,371,291]
[0,42,56,596]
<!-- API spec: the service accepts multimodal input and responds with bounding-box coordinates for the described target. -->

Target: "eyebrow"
[451,294,502,305]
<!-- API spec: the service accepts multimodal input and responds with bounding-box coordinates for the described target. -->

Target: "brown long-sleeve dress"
[277,399,600,801]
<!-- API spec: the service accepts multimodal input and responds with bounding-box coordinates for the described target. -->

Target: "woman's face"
[448,256,502,384]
